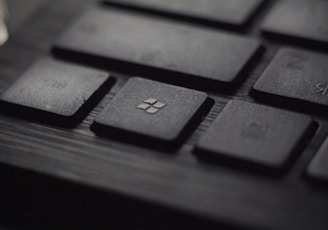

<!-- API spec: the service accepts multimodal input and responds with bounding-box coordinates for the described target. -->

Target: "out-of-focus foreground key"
[104,0,264,29]
[0,58,114,127]
[54,8,261,89]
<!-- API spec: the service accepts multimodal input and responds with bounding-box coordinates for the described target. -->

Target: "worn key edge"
[90,95,214,151]
[250,85,328,117]
[193,101,318,176]
[0,75,115,128]
[103,0,267,32]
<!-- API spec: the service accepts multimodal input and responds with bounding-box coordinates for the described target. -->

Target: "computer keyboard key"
[307,137,328,183]
[92,77,212,148]
[54,8,261,89]
[104,0,264,29]
[195,100,315,172]
[0,58,114,127]
[252,48,328,111]
[262,0,328,48]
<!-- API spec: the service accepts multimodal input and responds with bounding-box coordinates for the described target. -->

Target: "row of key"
[1,0,328,182]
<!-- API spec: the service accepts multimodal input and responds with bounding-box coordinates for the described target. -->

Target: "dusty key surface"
[92,77,212,149]
[0,58,114,127]
[54,8,261,90]
[307,137,328,183]
[252,48,328,113]
[262,0,328,48]
[104,0,264,29]
[195,100,315,172]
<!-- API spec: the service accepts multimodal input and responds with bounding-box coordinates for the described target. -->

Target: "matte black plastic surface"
[93,77,211,148]
[253,48,328,112]
[2,0,328,230]
[0,58,113,127]
[104,0,264,28]
[308,137,328,182]
[54,8,261,88]
[195,100,315,172]
[262,0,328,48]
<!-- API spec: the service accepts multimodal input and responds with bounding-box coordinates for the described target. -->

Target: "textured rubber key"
[195,100,315,172]
[54,8,261,89]
[307,137,328,183]
[0,58,114,127]
[253,48,328,112]
[104,0,264,29]
[92,77,212,149]
[262,0,328,48]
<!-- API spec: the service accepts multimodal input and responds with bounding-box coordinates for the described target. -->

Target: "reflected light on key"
[0,0,8,46]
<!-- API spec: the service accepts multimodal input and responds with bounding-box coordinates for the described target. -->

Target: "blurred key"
[0,0,8,45]
[54,8,261,90]
[0,58,114,127]
[253,48,328,113]
[104,0,264,29]
[307,137,328,183]
[6,0,49,33]
[195,100,315,172]
[262,0,328,48]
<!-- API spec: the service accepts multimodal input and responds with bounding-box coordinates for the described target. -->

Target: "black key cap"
[262,0,328,48]
[252,48,328,113]
[92,77,212,149]
[54,8,261,90]
[307,137,328,183]
[195,100,315,172]
[104,0,264,29]
[0,58,114,127]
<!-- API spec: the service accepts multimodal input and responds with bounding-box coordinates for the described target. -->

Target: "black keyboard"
[1,0,328,229]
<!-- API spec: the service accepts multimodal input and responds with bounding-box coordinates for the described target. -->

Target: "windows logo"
[137,98,166,114]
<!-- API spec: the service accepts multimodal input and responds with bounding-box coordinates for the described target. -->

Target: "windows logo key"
[137,98,166,114]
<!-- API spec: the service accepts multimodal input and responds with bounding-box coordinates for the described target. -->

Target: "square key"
[261,0,328,47]
[195,100,315,172]
[253,48,328,110]
[92,77,212,148]
[0,58,114,127]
